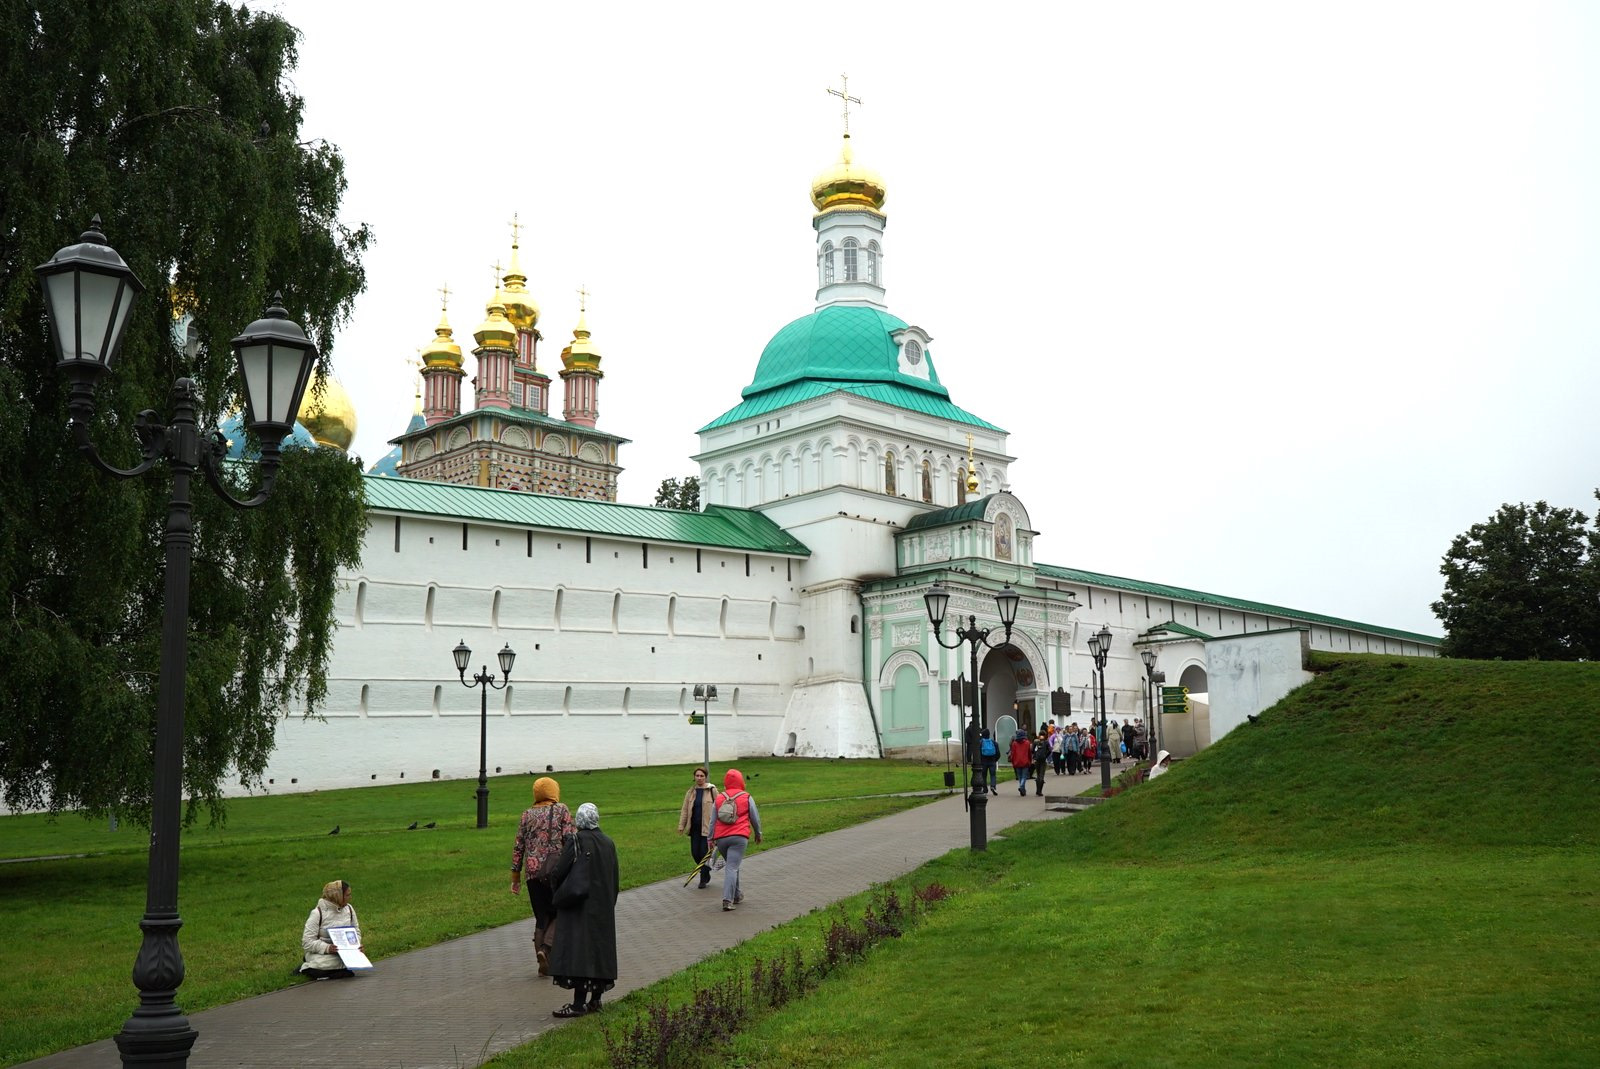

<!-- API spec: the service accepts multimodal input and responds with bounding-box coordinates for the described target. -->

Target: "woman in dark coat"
[548,802,621,1017]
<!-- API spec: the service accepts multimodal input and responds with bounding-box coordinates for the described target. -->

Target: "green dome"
[742,306,948,400]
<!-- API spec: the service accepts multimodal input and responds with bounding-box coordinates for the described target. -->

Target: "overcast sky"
[268,1,1599,638]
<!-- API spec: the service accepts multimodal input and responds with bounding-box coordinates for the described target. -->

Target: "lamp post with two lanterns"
[924,581,1020,852]
[453,640,516,829]
[1086,623,1113,791]
[37,219,321,1068]
[1140,647,1161,760]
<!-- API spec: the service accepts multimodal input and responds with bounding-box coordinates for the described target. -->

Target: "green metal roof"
[902,496,995,532]
[700,379,998,435]
[744,306,949,398]
[1035,562,1441,645]
[390,406,631,447]
[700,380,1003,433]
[1145,620,1216,641]
[362,476,810,555]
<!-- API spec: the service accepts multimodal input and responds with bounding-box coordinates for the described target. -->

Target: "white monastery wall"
[1203,629,1315,741]
[259,512,804,795]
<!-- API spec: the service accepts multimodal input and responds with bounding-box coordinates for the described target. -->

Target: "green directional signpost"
[1161,685,1190,715]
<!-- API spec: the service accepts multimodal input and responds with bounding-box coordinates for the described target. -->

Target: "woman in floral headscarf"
[511,776,575,976]
[547,802,620,1017]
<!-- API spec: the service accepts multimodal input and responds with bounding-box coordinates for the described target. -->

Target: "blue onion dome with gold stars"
[219,411,316,460]
[369,393,425,477]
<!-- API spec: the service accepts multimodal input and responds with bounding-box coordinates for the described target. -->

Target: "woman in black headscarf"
[547,802,621,1017]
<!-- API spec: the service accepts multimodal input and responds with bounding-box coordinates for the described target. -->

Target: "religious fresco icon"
[995,512,1013,561]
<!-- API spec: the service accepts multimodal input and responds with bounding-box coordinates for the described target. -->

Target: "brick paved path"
[23,788,1069,1069]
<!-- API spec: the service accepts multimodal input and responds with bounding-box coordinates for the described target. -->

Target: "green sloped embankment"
[720,654,1600,1069]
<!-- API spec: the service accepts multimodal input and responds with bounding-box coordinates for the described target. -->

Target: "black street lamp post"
[1150,670,1165,755]
[1140,648,1159,761]
[1087,623,1113,791]
[37,220,319,1069]
[924,581,1020,851]
[692,684,718,775]
[454,641,516,829]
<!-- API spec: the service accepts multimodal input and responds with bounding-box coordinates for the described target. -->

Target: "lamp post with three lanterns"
[924,581,1020,852]
[37,219,321,1069]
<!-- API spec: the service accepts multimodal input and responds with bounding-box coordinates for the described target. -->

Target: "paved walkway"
[24,778,1084,1069]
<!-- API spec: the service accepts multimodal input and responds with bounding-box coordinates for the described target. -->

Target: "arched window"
[921,458,933,503]
[884,449,896,495]
[820,241,835,286]
[842,237,859,282]
[867,241,880,285]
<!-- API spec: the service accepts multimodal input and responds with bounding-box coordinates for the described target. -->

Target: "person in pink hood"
[710,768,762,912]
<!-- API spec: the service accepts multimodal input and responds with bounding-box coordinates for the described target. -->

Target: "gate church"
[260,101,1439,793]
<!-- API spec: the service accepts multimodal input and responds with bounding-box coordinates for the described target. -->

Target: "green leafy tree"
[1432,495,1600,660]
[653,475,701,511]
[0,1,371,824]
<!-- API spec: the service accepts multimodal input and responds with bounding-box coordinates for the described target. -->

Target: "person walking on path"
[677,767,715,889]
[979,728,1000,795]
[1031,729,1050,795]
[711,768,762,911]
[547,803,620,1017]
[1008,730,1033,796]
[510,776,575,976]
[296,879,359,980]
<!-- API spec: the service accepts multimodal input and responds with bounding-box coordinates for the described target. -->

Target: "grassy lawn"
[0,757,950,1066]
[488,655,1600,1069]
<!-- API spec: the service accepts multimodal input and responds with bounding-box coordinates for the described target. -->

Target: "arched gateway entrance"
[980,643,1039,744]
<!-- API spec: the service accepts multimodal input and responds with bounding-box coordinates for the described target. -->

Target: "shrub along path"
[20,788,1067,1069]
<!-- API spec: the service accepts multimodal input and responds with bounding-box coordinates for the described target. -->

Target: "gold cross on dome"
[509,212,522,248]
[490,261,503,288]
[827,74,862,136]
[576,284,589,314]
[437,282,451,312]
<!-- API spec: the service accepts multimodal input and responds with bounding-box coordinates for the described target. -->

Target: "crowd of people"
[982,717,1152,795]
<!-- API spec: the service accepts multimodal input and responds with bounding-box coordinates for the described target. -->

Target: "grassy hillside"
[505,654,1600,1069]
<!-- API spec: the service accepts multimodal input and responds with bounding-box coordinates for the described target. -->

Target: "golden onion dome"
[297,372,358,452]
[500,242,540,332]
[474,295,517,351]
[810,135,886,214]
[559,309,602,373]
[420,304,464,367]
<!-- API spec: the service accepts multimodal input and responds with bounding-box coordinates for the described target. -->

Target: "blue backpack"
[980,737,997,759]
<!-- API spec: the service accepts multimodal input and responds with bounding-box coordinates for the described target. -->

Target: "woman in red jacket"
[1008,731,1034,796]
[711,768,762,912]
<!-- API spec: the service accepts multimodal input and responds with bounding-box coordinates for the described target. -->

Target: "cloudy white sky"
[270,1,1599,638]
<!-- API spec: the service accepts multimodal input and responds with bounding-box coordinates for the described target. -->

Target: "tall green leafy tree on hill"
[1432,495,1600,660]
[0,1,371,824]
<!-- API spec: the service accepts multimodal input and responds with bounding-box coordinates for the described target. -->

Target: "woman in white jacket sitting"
[297,879,359,979]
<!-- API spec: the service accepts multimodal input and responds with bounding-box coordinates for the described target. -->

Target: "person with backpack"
[711,768,762,912]
[978,728,1000,795]
[1008,730,1033,796]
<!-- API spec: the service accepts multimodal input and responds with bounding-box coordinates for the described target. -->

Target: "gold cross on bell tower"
[827,73,862,136]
